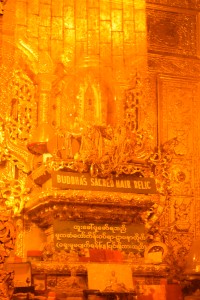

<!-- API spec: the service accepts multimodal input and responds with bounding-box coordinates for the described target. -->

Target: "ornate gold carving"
[150,73,197,277]
[163,230,193,281]
[146,216,193,281]
[0,178,30,215]
[0,214,16,261]
[0,68,37,175]
[124,75,142,132]
[174,197,192,231]
[25,189,158,228]
[149,137,179,195]
[23,71,185,235]
[0,214,16,300]
[14,219,24,258]
[147,8,197,57]
[72,125,151,177]
[31,260,168,278]
[157,75,197,156]
[0,270,14,300]
[169,161,192,196]
[8,69,37,141]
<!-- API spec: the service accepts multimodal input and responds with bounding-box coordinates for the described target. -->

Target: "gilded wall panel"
[39,25,50,41]
[75,18,87,42]
[50,39,64,61]
[51,17,63,40]
[111,9,123,31]
[195,196,200,238]
[38,36,50,51]
[39,3,51,27]
[157,75,198,156]
[148,53,200,77]
[156,75,200,239]
[100,1,111,20]
[100,20,111,43]
[27,0,39,16]
[147,8,197,57]
[168,159,193,196]
[135,9,146,32]
[142,73,157,145]
[52,0,63,17]
[123,42,137,62]
[88,30,100,56]
[88,0,99,7]
[112,31,124,56]
[75,0,87,19]
[40,0,51,4]
[15,24,26,41]
[136,32,147,56]
[0,66,14,117]
[63,5,75,29]
[64,28,75,46]
[75,41,87,62]
[27,14,39,38]
[2,9,16,37]
[134,0,146,9]
[168,196,194,232]
[111,0,122,10]
[16,0,27,26]
[112,55,125,82]
[88,8,99,30]
[123,2,134,20]
[100,43,112,65]
[146,0,200,10]
[63,29,75,64]
[123,21,135,43]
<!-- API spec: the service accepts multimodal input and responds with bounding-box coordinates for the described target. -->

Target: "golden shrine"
[0,0,199,299]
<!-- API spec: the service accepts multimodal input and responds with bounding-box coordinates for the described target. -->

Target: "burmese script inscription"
[52,171,157,194]
[54,221,146,254]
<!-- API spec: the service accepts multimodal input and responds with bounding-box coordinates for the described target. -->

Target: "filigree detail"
[124,75,143,132]
[163,231,193,281]
[4,132,32,173]
[7,69,37,142]
[25,190,157,228]
[43,124,153,180]
[31,260,168,278]
[0,69,36,174]
[149,137,179,195]
[146,208,193,281]
[0,178,30,215]
[174,198,192,231]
